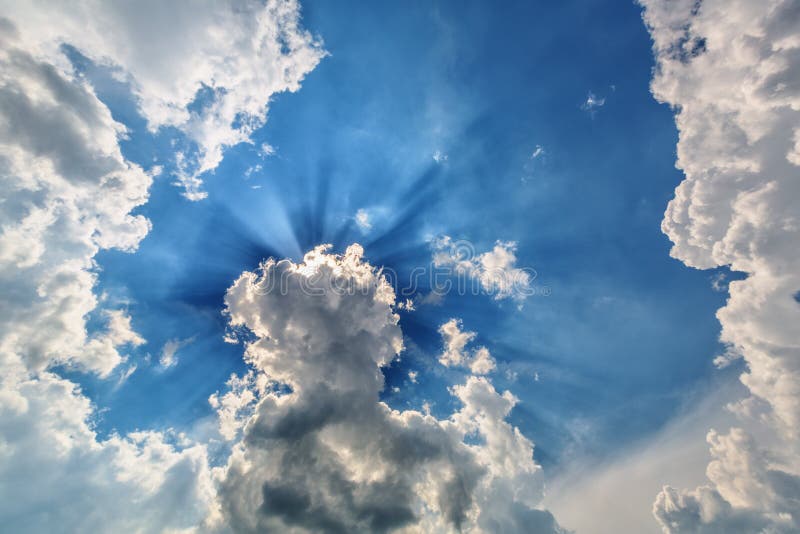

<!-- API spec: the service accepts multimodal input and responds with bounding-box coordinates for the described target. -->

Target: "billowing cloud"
[214,244,564,533]
[0,17,215,532]
[640,0,800,531]
[0,0,325,199]
[432,235,535,302]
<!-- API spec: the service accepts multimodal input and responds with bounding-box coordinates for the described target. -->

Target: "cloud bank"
[640,0,800,531]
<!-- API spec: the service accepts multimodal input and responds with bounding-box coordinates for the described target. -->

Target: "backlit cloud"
[214,244,564,533]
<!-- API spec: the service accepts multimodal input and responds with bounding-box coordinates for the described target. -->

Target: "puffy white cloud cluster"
[0,16,217,532]
[0,19,152,376]
[0,0,325,199]
[439,318,496,375]
[640,0,800,531]
[214,244,565,533]
[653,429,800,533]
[432,235,534,302]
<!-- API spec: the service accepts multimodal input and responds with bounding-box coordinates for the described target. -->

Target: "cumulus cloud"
[214,244,564,533]
[0,16,215,531]
[653,429,800,533]
[640,0,800,531]
[0,364,216,532]
[439,318,496,375]
[0,17,151,377]
[0,0,325,199]
[432,235,535,302]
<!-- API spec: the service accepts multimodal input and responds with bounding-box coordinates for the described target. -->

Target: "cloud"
[0,17,150,377]
[439,318,496,375]
[0,0,326,200]
[214,244,564,533]
[432,235,535,302]
[545,380,745,534]
[640,0,800,530]
[654,429,800,533]
[580,92,605,114]
[159,337,195,368]
[433,149,448,163]
[355,208,372,232]
[0,17,216,532]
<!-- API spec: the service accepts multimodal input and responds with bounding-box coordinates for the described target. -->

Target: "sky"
[0,1,798,533]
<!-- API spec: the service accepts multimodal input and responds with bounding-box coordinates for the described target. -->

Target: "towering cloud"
[215,244,565,533]
[640,0,800,531]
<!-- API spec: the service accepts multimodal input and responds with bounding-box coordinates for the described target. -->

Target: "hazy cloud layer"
[641,0,800,531]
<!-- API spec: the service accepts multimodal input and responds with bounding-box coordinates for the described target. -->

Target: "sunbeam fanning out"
[1,1,796,533]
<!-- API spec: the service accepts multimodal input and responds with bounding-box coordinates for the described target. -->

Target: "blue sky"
[84,0,732,469]
[3,1,797,533]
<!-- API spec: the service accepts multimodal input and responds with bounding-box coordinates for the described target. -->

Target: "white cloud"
[433,149,448,163]
[432,235,535,301]
[580,92,605,114]
[397,298,416,311]
[0,366,216,532]
[260,143,277,158]
[0,16,216,531]
[470,347,497,376]
[159,337,195,369]
[640,0,800,531]
[0,18,150,378]
[0,0,326,200]
[355,208,372,232]
[214,244,564,532]
[439,318,496,375]
[531,145,545,159]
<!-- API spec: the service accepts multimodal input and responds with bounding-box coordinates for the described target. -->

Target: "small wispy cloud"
[244,163,262,179]
[159,337,195,368]
[355,208,372,233]
[115,364,138,389]
[260,143,276,157]
[433,150,448,163]
[530,145,545,159]
[580,91,605,115]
